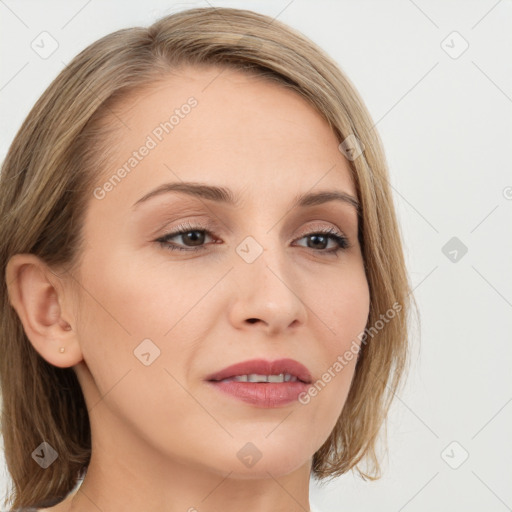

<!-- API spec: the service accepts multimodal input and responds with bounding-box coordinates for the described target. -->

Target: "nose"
[228,242,308,336]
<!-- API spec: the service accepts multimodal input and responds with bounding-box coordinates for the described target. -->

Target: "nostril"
[246,318,259,324]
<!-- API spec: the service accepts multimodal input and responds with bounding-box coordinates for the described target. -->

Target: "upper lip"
[205,358,313,384]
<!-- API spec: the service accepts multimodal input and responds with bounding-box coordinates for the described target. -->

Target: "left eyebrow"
[131,181,360,212]
[293,190,360,212]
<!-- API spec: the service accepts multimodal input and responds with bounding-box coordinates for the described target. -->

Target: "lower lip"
[206,380,311,407]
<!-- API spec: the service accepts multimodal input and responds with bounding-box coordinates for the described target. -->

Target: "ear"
[5,253,83,368]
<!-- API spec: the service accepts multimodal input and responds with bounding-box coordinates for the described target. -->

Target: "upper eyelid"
[149,202,356,234]
[158,222,349,243]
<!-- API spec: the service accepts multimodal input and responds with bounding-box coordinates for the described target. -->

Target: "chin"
[206,445,311,480]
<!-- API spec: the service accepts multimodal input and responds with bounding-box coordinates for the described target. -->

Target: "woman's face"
[67,65,370,478]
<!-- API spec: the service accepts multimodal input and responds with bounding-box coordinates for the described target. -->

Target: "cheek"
[72,250,219,399]
[75,247,195,340]
[313,260,370,350]
[305,262,369,405]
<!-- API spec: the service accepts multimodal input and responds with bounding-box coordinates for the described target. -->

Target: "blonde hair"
[0,7,417,510]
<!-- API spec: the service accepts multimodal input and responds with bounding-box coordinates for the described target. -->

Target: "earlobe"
[5,253,83,368]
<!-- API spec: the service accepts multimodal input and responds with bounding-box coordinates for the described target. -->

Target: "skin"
[6,66,370,512]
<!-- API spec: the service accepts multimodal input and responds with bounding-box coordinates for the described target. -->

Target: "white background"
[1,1,511,511]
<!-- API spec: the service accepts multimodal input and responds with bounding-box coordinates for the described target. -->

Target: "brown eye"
[294,228,349,254]
[156,222,216,252]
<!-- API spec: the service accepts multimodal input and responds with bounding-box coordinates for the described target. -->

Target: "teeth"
[223,373,299,383]
[248,373,271,382]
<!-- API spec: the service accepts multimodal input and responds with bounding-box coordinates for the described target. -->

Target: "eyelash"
[155,221,350,255]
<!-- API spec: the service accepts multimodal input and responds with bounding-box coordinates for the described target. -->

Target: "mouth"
[210,373,306,383]
[205,358,312,408]
[205,358,313,384]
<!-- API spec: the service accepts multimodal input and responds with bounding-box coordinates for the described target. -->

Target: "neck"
[65,399,313,512]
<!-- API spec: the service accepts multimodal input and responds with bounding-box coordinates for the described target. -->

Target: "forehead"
[93,65,356,211]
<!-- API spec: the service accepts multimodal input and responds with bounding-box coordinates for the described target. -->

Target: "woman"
[0,7,415,512]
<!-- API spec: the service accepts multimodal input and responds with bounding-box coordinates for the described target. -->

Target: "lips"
[205,358,313,384]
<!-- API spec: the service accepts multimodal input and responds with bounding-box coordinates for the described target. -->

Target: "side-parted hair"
[0,7,417,510]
